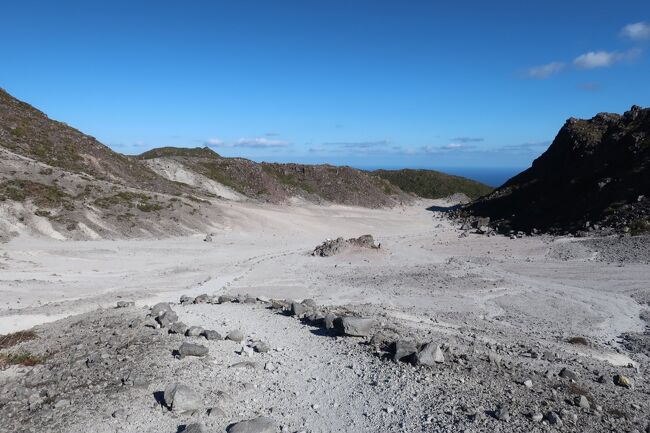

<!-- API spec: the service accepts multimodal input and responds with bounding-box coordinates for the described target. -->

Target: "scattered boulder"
[151,302,172,318]
[194,294,210,304]
[252,341,270,353]
[392,340,418,363]
[323,313,337,330]
[416,343,444,365]
[290,302,306,317]
[169,322,189,335]
[334,316,374,337]
[226,330,245,343]
[614,374,632,388]
[156,310,178,328]
[544,411,562,425]
[180,295,194,305]
[186,326,205,337]
[312,235,378,256]
[559,368,578,380]
[574,395,590,409]
[218,295,236,304]
[163,383,202,413]
[182,423,205,433]
[116,301,134,308]
[227,416,276,433]
[178,342,209,358]
[202,330,223,340]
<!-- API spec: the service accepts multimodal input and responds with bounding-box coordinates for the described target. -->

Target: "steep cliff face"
[467,106,650,233]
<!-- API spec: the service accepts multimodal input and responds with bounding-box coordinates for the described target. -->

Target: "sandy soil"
[1,199,649,432]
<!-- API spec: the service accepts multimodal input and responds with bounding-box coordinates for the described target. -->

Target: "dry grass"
[0,329,37,350]
[0,352,45,369]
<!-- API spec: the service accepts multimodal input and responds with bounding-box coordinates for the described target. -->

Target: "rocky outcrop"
[466,106,650,234]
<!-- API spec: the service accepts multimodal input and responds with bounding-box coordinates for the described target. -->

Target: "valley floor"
[1,199,649,432]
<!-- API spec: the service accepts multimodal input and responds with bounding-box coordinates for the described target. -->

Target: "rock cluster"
[312,234,379,256]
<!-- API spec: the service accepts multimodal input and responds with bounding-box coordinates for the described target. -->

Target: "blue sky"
[1,1,649,171]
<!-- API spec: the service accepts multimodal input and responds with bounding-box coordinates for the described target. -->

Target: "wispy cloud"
[204,137,289,148]
[526,62,565,79]
[323,139,390,149]
[264,132,280,137]
[451,137,484,143]
[498,141,550,153]
[621,22,650,40]
[573,48,641,69]
[440,142,477,150]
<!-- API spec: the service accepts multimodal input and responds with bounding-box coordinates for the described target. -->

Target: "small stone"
[252,341,270,353]
[574,395,590,409]
[545,411,562,425]
[227,416,276,433]
[112,409,127,418]
[494,406,510,422]
[523,379,533,388]
[218,295,236,303]
[291,302,307,317]
[559,368,578,380]
[614,374,632,388]
[226,330,245,343]
[264,362,276,371]
[178,342,209,358]
[530,412,543,422]
[116,301,134,308]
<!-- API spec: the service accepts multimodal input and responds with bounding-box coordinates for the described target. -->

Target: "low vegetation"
[0,352,46,369]
[373,169,493,200]
[0,330,37,350]
[0,179,71,208]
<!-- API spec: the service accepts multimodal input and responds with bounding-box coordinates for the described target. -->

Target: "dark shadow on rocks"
[426,203,463,213]
[176,425,187,433]
[153,391,166,409]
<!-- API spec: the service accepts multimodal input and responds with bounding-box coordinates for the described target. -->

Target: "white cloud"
[573,49,641,69]
[527,62,565,79]
[205,138,224,146]
[441,142,477,150]
[204,137,289,148]
[234,137,289,148]
[621,22,650,40]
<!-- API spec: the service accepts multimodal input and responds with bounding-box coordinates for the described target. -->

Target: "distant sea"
[358,166,525,187]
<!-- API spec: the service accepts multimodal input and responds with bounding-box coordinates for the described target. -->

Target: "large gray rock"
[227,416,276,433]
[186,326,205,337]
[202,329,223,340]
[194,294,210,304]
[291,302,306,317]
[392,340,417,363]
[334,316,374,337]
[417,343,445,365]
[226,329,245,343]
[157,310,178,328]
[168,322,189,335]
[218,295,236,304]
[182,423,205,433]
[178,342,209,358]
[151,302,172,317]
[163,383,202,412]
[323,313,337,330]
[180,295,194,305]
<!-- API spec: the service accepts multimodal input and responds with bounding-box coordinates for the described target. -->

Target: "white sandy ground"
[0,198,648,368]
